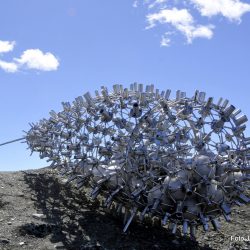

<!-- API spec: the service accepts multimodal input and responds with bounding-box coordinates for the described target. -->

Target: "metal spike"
[138,83,143,93]
[223,213,231,222]
[221,99,229,109]
[104,186,123,207]
[83,92,93,104]
[123,208,130,225]
[200,213,209,232]
[90,186,101,199]
[238,193,250,203]
[180,91,186,99]
[194,90,199,102]
[150,84,154,93]
[65,174,78,184]
[133,82,138,92]
[130,83,134,91]
[152,198,160,212]
[221,203,231,215]
[170,222,177,234]
[223,105,236,118]
[116,203,123,215]
[139,206,149,221]
[190,223,196,238]
[198,92,206,102]
[176,90,181,101]
[231,109,241,118]
[123,207,137,232]
[235,200,244,206]
[234,115,248,127]
[217,97,223,107]
[211,218,220,231]
[162,212,170,226]
[165,89,171,100]
[95,90,100,96]
[77,180,86,189]
[183,220,188,235]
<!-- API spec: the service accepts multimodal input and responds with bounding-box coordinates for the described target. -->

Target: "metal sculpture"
[7,84,250,237]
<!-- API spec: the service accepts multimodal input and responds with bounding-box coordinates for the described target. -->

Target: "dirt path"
[0,168,249,250]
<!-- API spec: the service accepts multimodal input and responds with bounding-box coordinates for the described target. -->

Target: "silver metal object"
[18,84,250,237]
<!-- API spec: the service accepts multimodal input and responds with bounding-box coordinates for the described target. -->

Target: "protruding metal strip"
[190,223,196,238]
[171,223,177,234]
[183,220,188,235]
[211,218,221,231]
[0,137,25,147]
[139,205,149,221]
[123,207,137,232]
[162,212,170,226]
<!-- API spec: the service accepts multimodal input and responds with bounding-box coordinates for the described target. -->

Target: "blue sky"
[0,0,250,171]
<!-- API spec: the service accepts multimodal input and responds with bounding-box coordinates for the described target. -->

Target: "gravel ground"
[0,168,249,250]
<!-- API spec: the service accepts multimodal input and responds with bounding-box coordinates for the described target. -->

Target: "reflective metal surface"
[25,84,250,236]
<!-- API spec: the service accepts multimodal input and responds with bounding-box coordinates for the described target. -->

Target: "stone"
[54,242,65,249]
[172,239,180,245]
[17,192,24,197]
[1,238,10,244]
[32,213,46,219]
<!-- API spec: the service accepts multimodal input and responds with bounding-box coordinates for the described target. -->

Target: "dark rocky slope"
[0,168,249,250]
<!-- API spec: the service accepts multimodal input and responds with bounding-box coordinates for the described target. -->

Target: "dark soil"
[0,168,249,250]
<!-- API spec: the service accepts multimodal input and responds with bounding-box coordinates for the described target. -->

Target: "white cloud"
[14,49,59,71]
[178,23,214,43]
[147,8,214,43]
[147,8,193,28]
[0,40,59,73]
[148,0,168,9]
[161,33,171,46]
[140,0,250,46]
[0,60,18,73]
[190,0,250,21]
[133,0,139,8]
[0,40,15,54]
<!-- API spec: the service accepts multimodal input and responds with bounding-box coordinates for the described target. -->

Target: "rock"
[153,244,160,248]
[19,222,54,238]
[17,192,24,197]
[19,242,26,246]
[81,242,102,249]
[7,221,12,225]
[54,242,65,249]
[61,179,68,184]
[32,213,46,219]
[1,238,10,244]
[84,235,91,241]
[172,239,180,245]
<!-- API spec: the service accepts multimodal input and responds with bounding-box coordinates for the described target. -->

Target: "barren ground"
[0,168,249,250]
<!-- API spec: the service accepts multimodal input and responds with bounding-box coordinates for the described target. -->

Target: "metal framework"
[23,84,250,237]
